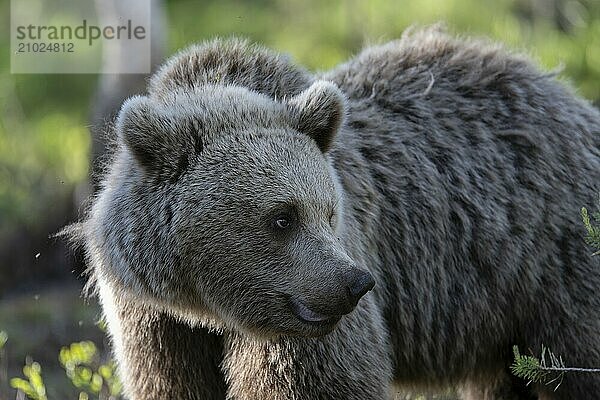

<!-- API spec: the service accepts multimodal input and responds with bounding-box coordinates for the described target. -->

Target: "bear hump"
[326,25,551,102]
[149,38,313,101]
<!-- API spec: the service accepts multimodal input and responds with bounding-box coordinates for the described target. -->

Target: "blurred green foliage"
[0,331,7,349]
[10,360,48,400]
[0,287,110,399]
[9,339,121,400]
[59,341,121,399]
[0,0,599,247]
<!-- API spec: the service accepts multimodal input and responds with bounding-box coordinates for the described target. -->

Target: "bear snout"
[345,269,376,306]
[290,268,375,328]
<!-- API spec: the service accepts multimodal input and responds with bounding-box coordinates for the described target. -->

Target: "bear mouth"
[290,298,340,325]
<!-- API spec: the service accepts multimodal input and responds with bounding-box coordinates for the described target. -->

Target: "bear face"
[87,81,375,338]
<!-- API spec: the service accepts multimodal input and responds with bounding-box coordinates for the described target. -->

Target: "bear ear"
[288,81,346,153]
[117,96,200,178]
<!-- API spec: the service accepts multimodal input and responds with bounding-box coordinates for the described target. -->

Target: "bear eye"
[273,214,293,230]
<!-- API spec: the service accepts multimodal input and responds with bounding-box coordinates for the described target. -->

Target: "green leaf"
[10,377,33,393]
[582,207,600,253]
[0,331,7,349]
[10,360,47,400]
[90,372,103,394]
[98,364,113,379]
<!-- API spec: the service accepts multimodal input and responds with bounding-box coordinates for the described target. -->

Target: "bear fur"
[75,27,600,400]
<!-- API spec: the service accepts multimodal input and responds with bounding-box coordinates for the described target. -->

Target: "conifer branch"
[512,346,600,391]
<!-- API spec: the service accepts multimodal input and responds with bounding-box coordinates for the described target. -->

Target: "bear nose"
[345,269,375,305]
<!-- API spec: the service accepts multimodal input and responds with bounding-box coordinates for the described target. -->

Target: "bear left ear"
[288,81,346,153]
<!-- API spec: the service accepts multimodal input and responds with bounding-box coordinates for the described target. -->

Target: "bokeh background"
[0,0,599,398]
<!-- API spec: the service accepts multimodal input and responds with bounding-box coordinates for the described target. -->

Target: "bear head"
[85,80,375,338]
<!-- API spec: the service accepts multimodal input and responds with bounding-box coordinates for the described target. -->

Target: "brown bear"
[72,27,600,399]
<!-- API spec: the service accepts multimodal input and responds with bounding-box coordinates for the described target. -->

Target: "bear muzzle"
[290,268,375,326]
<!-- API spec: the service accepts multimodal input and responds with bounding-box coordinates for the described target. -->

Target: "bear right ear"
[117,96,200,177]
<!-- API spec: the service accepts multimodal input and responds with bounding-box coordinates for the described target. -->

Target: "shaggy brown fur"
[75,27,600,399]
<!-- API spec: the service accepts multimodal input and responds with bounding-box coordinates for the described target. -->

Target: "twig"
[538,366,600,373]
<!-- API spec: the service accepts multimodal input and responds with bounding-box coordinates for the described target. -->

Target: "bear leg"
[100,285,227,400]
